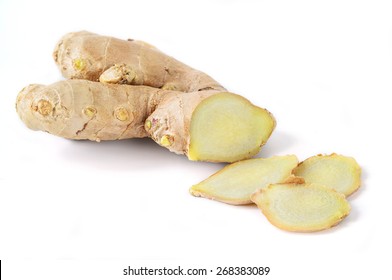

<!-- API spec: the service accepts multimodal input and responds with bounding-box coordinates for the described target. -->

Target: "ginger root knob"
[145,120,152,130]
[115,107,130,121]
[72,58,87,71]
[83,106,97,118]
[160,135,173,147]
[36,100,53,116]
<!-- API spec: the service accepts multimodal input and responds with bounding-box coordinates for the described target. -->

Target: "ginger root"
[16,31,276,162]
[16,81,274,162]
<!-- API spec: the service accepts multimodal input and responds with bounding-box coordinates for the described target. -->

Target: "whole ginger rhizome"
[17,31,275,163]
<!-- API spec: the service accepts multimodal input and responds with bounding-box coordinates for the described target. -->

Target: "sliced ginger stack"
[191,153,361,232]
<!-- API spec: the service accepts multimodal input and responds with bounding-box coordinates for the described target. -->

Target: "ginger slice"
[188,93,276,162]
[190,155,299,205]
[293,154,361,196]
[251,183,351,232]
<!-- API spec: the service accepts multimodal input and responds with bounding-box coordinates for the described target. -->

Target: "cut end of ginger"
[293,153,361,196]
[251,183,351,232]
[188,92,276,163]
[190,155,299,205]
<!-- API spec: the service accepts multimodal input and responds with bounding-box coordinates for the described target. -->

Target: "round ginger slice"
[251,183,351,232]
[293,154,361,196]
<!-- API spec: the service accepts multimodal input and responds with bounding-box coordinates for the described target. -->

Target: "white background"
[1,0,391,279]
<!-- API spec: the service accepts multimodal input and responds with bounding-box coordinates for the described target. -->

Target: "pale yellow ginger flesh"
[188,93,276,162]
[251,183,351,232]
[293,154,361,196]
[190,155,299,205]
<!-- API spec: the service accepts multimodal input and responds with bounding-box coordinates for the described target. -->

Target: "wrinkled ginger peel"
[251,183,351,232]
[190,155,299,205]
[15,80,167,141]
[53,31,225,92]
[293,154,361,196]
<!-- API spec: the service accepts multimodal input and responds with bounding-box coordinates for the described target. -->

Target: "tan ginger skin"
[17,81,180,141]
[16,80,219,153]
[16,31,275,162]
[53,31,225,92]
